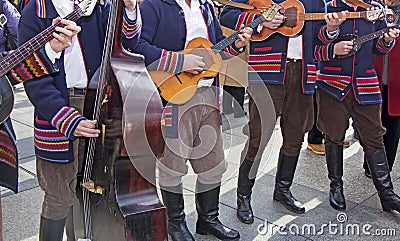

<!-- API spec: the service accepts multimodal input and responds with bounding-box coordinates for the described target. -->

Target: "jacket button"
[341,93,345,95]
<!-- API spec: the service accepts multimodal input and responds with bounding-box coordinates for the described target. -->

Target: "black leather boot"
[365,149,400,213]
[160,184,194,241]
[39,216,66,241]
[273,153,305,214]
[325,143,346,210]
[363,157,371,178]
[195,181,240,240]
[237,158,258,224]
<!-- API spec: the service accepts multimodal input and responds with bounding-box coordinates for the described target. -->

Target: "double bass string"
[81,0,118,239]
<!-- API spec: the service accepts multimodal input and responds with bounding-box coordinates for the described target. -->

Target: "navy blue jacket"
[314,0,393,105]
[20,0,141,163]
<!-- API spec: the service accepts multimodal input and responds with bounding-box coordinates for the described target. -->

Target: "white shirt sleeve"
[44,42,62,63]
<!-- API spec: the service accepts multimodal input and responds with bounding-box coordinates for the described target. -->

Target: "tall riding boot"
[325,143,346,210]
[273,153,305,214]
[195,181,240,240]
[160,184,194,241]
[365,149,400,212]
[237,159,257,224]
[363,157,371,178]
[39,216,66,241]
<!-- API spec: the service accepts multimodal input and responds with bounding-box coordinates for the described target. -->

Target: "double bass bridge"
[81,180,104,195]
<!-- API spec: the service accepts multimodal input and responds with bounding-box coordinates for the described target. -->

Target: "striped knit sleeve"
[314,43,335,62]
[235,12,257,30]
[375,37,394,55]
[7,48,59,85]
[51,107,86,140]
[220,43,244,60]
[318,25,339,45]
[156,50,184,74]
[122,7,141,39]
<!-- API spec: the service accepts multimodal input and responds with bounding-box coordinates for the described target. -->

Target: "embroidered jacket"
[134,0,244,138]
[19,0,141,163]
[219,0,325,94]
[314,0,393,105]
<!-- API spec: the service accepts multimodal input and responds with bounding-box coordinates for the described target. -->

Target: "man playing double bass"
[0,15,82,241]
[18,0,141,240]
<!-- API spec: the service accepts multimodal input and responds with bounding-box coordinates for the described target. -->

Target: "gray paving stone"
[2,187,43,241]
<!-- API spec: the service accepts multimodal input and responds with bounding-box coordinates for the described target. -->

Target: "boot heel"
[195,225,208,235]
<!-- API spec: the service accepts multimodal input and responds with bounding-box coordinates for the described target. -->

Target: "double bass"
[72,0,167,240]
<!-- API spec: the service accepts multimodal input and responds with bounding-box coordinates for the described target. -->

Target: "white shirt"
[175,0,214,87]
[287,35,303,60]
[46,0,87,89]
[45,0,137,89]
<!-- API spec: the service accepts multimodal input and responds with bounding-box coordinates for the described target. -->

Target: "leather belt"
[287,58,302,63]
[68,88,86,96]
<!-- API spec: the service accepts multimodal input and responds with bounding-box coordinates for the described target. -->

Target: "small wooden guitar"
[246,0,386,41]
[149,5,282,104]
[335,23,400,58]
[0,0,97,124]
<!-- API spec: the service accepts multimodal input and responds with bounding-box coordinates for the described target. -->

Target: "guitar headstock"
[363,8,385,22]
[261,4,282,22]
[75,0,98,16]
[384,8,397,25]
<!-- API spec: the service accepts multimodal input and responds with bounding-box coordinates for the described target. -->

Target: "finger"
[51,17,62,25]
[60,19,77,26]
[65,25,81,34]
[52,32,67,43]
[55,26,74,37]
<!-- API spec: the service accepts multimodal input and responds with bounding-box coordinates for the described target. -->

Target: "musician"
[314,0,400,212]
[219,0,325,223]
[133,0,251,240]
[17,0,141,240]
[0,5,81,241]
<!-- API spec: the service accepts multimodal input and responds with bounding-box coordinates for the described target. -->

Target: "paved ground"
[2,84,400,241]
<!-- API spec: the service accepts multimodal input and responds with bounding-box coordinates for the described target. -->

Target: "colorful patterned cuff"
[314,43,335,62]
[236,12,257,30]
[123,7,141,39]
[51,107,86,140]
[318,25,339,44]
[220,43,243,60]
[8,48,59,84]
[376,37,394,53]
[157,50,184,74]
